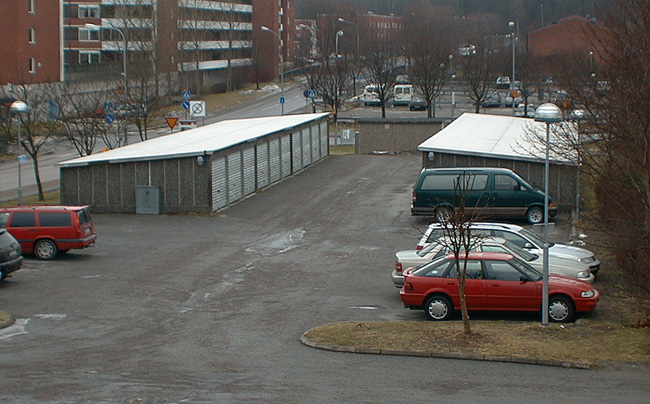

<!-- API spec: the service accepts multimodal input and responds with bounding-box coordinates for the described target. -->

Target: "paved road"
[1,154,648,403]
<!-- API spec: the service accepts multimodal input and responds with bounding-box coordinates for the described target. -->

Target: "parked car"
[0,205,97,260]
[515,103,536,118]
[400,252,600,323]
[495,76,511,89]
[393,84,414,106]
[0,228,23,281]
[410,167,556,225]
[481,92,502,108]
[362,84,381,106]
[408,95,427,111]
[393,236,593,287]
[417,222,601,275]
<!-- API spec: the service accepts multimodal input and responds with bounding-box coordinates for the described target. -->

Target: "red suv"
[0,205,97,260]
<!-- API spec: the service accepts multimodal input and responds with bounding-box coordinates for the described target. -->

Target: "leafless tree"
[459,42,496,113]
[362,30,401,118]
[402,7,454,118]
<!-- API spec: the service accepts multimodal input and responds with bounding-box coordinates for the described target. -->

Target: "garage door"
[211,156,227,211]
[227,151,242,203]
[310,124,320,162]
[257,142,269,189]
[269,138,281,183]
[302,128,312,167]
[243,146,256,196]
[292,132,302,173]
[320,122,328,158]
[281,135,292,178]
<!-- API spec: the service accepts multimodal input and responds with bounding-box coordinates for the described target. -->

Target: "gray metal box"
[136,186,161,215]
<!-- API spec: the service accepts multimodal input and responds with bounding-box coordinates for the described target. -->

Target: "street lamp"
[335,30,344,58]
[337,18,360,96]
[534,102,563,325]
[10,101,29,205]
[85,23,128,98]
[509,21,516,116]
[261,25,284,115]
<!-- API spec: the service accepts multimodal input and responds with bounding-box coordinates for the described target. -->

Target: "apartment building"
[1,0,294,95]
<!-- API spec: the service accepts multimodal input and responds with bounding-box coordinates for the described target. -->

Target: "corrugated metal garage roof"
[59,113,330,168]
[417,113,576,165]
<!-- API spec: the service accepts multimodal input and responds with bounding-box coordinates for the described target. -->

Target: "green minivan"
[410,167,557,224]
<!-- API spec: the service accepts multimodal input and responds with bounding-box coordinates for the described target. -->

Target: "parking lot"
[1,154,648,403]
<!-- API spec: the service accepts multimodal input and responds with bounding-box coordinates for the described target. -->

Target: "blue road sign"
[280,97,285,104]
[182,90,191,100]
[104,102,115,114]
[303,90,318,99]
[182,101,190,109]
[105,114,114,124]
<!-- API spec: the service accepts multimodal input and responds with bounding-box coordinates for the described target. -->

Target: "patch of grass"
[305,319,650,365]
[1,190,60,207]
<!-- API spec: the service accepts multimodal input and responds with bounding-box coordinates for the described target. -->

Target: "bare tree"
[362,30,400,118]
[403,8,454,118]
[459,42,496,113]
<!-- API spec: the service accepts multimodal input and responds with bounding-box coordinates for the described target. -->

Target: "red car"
[0,205,97,260]
[400,252,599,323]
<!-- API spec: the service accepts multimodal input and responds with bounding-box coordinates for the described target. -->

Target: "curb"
[299,332,592,370]
[0,310,16,329]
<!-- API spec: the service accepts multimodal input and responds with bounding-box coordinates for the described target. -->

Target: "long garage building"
[59,113,330,214]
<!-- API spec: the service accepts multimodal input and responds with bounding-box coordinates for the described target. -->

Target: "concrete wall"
[422,152,578,210]
[355,118,445,154]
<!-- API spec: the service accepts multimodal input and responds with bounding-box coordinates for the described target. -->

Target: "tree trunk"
[31,156,44,201]
[458,276,472,335]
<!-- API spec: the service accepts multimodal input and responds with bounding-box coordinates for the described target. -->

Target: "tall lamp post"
[85,23,128,98]
[335,30,344,58]
[534,102,563,325]
[509,21,516,116]
[337,18,360,96]
[261,25,284,115]
[10,101,29,205]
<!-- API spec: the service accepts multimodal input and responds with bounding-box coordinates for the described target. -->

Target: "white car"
[417,222,601,275]
[392,236,594,287]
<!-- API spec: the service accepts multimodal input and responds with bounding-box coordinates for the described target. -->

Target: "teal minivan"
[411,167,557,224]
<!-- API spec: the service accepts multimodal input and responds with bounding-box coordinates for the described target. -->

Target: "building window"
[78,5,100,18]
[29,58,36,73]
[28,27,36,44]
[78,28,100,42]
[79,51,100,64]
[28,0,35,14]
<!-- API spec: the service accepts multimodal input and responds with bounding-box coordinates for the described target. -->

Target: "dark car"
[0,228,23,281]
[408,95,427,111]
[0,205,97,260]
[400,252,600,323]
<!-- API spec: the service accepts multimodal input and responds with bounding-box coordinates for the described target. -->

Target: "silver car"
[393,236,594,287]
[417,222,601,275]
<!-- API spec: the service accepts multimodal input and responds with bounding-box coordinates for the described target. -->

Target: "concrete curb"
[299,330,592,370]
[0,310,16,329]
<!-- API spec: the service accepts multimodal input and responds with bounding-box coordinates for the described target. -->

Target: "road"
[1,154,648,403]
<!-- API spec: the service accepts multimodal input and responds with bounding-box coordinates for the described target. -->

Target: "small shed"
[417,113,579,209]
[59,113,330,214]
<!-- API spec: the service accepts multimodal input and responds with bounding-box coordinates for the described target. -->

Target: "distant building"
[1,0,295,94]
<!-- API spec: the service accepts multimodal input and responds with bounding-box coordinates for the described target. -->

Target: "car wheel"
[424,295,453,321]
[526,206,544,225]
[435,206,453,223]
[34,239,58,260]
[548,296,575,323]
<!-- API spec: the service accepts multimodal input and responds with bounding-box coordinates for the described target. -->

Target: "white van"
[393,84,413,106]
[362,84,381,106]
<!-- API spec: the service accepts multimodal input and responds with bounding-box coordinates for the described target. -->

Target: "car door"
[491,174,528,217]
[7,211,37,252]
[483,259,541,310]
[446,260,489,310]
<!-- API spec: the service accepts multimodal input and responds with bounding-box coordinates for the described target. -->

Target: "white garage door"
[257,142,269,188]
[243,146,256,196]
[211,156,227,211]
[270,138,281,183]
[227,151,242,203]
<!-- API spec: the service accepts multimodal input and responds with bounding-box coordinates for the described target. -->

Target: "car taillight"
[395,262,403,273]
[412,192,417,203]
[403,281,413,291]
[416,245,423,250]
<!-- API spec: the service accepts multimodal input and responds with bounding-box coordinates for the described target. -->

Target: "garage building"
[59,113,330,214]
[418,113,579,209]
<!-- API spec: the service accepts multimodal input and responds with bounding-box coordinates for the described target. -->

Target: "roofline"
[417,147,578,167]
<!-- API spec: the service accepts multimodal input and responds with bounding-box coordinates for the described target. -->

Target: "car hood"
[549,243,596,261]
[549,274,594,291]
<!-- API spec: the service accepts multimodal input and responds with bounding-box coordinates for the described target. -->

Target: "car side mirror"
[524,243,533,249]
[519,275,529,282]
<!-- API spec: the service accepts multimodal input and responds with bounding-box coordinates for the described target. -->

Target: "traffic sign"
[105,114,114,124]
[165,117,179,129]
[182,89,191,100]
[182,101,190,110]
[104,102,115,114]
[280,97,285,104]
[303,90,318,99]
[190,101,206,117]
[18,155,27,164]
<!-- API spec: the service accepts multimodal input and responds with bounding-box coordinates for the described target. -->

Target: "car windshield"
[509,256,543,281]
[502,239,537,261]
[518,227,554,248]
